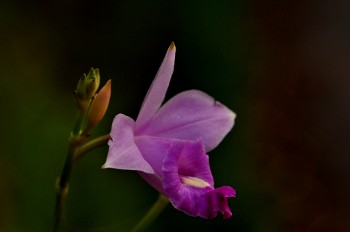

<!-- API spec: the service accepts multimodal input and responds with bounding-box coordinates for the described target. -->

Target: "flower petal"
[137,90,236,151]
[103,114,154,174]
[134,135,173,176]
[205,186,236,219]
[162,141,235,219]
[135,136,188,193]
[136,43,176,128]
[162,141,208,178]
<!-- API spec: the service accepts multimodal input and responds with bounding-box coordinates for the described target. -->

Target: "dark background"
[1,0,349,231]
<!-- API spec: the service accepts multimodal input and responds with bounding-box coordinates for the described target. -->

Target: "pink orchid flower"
[103,42,236,219]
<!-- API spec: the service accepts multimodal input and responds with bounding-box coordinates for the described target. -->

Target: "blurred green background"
[1,0,349,231]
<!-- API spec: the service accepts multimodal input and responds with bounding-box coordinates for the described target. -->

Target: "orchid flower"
[103,42,236,219]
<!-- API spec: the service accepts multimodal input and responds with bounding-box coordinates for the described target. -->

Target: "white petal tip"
[230,110,237,121]
[101,163,111,169]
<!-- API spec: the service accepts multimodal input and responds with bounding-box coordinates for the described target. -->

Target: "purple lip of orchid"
[103,42,236,219]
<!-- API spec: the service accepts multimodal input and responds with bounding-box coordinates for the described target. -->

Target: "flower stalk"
[54,134,85,231]
[130,194,169,232]
[53,68,111,231]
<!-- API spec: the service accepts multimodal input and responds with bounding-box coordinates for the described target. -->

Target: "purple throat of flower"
[103,42,236,219]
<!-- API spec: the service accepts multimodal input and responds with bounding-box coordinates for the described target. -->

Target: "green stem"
[54,108,84,231]
[73,110,85,135]
[53,135,84,231]
[74,134,110,162]
[130,194,169,232]
[53,133,109,231]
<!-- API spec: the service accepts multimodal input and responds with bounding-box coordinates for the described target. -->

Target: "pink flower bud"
[86,79,111,132]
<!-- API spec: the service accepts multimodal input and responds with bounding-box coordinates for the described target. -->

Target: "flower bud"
[74,68,101,111]
[85,68,100,100]
[76,74,87,100]
[86,79,111,132]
